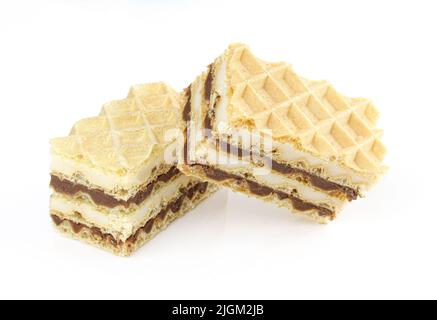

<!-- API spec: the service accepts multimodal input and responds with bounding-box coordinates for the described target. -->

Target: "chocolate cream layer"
[51,181,209,246]
[194,164,334,218]
[218,141,357,201]
[50,166,182,208]
[183,66,357,201]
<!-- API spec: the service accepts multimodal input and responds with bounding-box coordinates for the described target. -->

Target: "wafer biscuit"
[179,44,387,222]
[50,83,217,255]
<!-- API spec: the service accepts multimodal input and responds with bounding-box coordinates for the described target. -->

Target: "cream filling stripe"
[51,153,171,200]
[195,142,344,208]
[50,175,192,241]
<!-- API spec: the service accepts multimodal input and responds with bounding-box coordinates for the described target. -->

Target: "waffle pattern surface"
[51,83,181,173]
[226,44,386,174]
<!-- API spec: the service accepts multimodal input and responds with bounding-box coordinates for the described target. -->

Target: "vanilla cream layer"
[51,152,173,201]
[194,142,345,209]
[208,57,376,191]
[50,175,192,241]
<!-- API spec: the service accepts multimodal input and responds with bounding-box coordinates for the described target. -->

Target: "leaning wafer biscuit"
[179,44,387,223]
[50,82,217,256]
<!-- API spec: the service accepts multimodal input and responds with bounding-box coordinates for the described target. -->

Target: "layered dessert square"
[50,83,217,256]
[179,44,387,223]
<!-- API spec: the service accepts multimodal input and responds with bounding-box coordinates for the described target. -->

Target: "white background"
[0,0,436,300]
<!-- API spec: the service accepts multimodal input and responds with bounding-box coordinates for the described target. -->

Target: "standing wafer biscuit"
[179,43,387,223]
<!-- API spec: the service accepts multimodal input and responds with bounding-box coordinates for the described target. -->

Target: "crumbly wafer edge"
[51,183,218,256]
[180,164,333,224]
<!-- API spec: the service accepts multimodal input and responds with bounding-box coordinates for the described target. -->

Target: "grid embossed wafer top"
[51,83,181,173]
[225,44,386,174]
